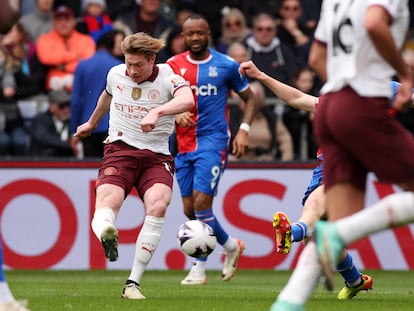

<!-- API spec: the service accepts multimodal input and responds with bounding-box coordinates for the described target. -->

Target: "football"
[177,220,217,258]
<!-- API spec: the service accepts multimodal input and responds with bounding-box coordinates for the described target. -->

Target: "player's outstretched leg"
[337,274,373,300]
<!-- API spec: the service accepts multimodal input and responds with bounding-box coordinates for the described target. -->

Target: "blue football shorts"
[175,148,228,197]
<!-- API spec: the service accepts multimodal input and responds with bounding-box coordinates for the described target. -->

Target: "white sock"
[0,282,14,303]
[277,241,321,305]
[128,216,164,284]
[222,237,237,252]
[336,192,414,245]
[91,208,116,240]
[193,260,207,273]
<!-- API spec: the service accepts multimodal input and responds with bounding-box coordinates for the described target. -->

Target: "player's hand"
[73,121,95,138]
[394,76,413,112]
[176,111,195,127]
[239,61,261,80]
[70,136,80,157]
[232,130,249,158]
[141,111,158,132]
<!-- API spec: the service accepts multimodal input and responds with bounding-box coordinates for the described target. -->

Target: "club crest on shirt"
[148,89,160,101]
[208,66,218,77]
[131,87,142,101]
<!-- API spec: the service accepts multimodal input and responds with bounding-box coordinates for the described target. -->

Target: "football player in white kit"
[74,32,194,300]
[270,0,414,310]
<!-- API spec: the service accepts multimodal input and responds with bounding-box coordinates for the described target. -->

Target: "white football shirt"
[105,63,188,154]
[315,0,409,98]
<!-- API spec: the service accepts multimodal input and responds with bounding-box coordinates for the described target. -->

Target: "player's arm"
[365,5,412,111]
[239,60,317,113]
[141,86,194,132]
[0,0,21,34]
[232,86,257,158]
[73,90,112,138]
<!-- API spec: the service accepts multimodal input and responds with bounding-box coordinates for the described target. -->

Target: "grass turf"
[6,269,414,311]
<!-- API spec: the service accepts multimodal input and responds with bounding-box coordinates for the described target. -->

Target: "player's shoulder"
[157,63,173,72]
[107,63,126,77]
[166,51,189,64]
[210,48,237,63]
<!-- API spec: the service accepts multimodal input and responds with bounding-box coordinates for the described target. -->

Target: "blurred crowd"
[1,0,414,161]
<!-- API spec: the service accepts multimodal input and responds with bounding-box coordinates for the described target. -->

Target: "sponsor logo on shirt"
[191,84,218,96]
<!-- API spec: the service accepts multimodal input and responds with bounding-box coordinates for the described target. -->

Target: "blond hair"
[121,32,165,59]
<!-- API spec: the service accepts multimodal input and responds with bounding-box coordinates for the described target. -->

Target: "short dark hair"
[96,29,125,51]
[184,14,210,27]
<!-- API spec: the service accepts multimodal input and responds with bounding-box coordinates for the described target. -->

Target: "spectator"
[299,0,321,30]
[114,0,175,40]
[20,0,54,43]
[70,30,123,158]
[76,0,113,42]
[174,1,195,27]
[105,0,138,21]
[157,24,186,62]
[245,13,298,98]
[0,46,26,157]
[36,5,95,92]
[0,0,23,34]
[190,0,242,46]
[111,29,126,62]
[53,0,82,17]
[216,8,251,54]
[0,22,47,156]
[1,22,47,102]
[227,42,293,162]
[239,0,280,28]
[30,89,78,157]
[276,0,314,68]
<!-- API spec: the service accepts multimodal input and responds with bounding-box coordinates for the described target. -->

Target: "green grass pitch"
[6,269,414,311]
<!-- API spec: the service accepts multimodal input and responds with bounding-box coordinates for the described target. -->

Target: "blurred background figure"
[245,13,298,98]
[114,0,174,40]
[276,0,314,69]
[105,0,138,22]
[0,22,47,156]
[76,0,113,42]
[216,8,251,54]
[157,24,185,62]
[227,42,293,162]
[36,5,95,92]
[70,30,123,158]
[239,0,279,28]
[30,89,78,157]
[20,0,54,43]
[0,0,22,34]
[190,0,242,47]
[173,1,195,28]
